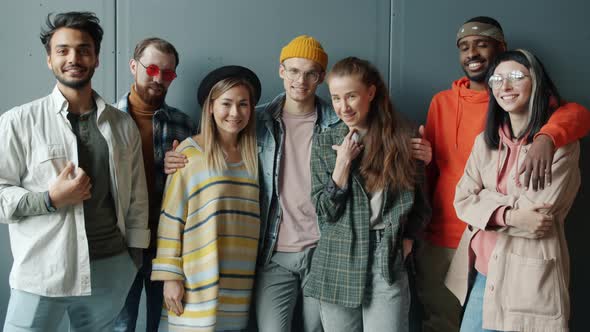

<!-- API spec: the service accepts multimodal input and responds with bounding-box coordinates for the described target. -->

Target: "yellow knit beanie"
[279,35,328,71]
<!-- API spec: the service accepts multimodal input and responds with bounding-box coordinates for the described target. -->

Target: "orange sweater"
[128,85,160,237]
[424,77,590,248]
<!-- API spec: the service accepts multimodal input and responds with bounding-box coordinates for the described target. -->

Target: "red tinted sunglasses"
[136,59,177,81]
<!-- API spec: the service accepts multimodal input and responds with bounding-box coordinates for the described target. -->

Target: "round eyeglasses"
[136,59,177,82]
[282,65,322,83]
[488,70,530,89]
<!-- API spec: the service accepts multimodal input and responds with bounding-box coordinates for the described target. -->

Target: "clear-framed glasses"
[281,64,321,83]
[488,70,530,89]
[136,59,177,82]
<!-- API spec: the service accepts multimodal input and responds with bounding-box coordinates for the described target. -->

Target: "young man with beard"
[411,16,590,332]
[0,12,150,331]
[114,37,198,332]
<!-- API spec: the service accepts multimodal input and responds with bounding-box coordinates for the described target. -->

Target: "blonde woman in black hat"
[151,66,261,331]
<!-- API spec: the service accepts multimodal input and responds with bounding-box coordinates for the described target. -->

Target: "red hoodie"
[424,77,590,248]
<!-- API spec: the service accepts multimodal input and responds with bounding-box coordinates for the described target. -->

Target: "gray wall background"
[0,0,588,330]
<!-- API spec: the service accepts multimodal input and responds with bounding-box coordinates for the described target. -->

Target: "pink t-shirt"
[276,110,320,252]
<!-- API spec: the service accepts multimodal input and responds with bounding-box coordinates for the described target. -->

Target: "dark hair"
[465,16,504,31]
[484,49,561,149]
[328,57,416,192]
[133,37,180,68]
[40,12,103,55]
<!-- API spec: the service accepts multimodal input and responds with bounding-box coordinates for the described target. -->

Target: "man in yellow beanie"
[162,35,338,331]
[254,35,339,332]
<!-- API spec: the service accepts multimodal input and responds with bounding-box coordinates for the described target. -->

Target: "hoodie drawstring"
[514,146,522,187]
[455,89,460,149]
[496,125,526,191]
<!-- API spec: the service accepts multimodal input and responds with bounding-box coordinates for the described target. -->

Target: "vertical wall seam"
[388,0,394,92]
[113,0,117,99]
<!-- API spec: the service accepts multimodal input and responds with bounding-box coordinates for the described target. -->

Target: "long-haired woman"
[151,66,261,331]
[446,49,580,332]
[304,56,430,331]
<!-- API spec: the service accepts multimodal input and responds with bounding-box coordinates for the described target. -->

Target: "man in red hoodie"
[412,16,590,332]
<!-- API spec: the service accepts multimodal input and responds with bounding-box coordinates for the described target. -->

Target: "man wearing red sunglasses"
[114,37,198,332]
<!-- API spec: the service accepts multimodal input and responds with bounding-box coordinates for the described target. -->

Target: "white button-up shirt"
[0,86,150,297]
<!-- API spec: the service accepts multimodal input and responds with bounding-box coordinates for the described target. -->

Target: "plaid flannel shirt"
[115,93,198,247]
[303,121,431,307]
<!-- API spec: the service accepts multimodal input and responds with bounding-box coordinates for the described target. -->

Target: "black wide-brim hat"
[197,65,262,107]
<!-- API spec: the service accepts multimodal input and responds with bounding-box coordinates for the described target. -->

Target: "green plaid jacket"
[304,121,431,307]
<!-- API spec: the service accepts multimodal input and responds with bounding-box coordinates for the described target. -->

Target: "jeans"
[255,247,322,332]
[318,230,410,332]
[3,251,136,332]
[114,250,164,332]
[460,272,502,332]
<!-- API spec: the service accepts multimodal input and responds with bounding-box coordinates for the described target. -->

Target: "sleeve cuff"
[326,176,349,202]
[151,257,184,281]
[488,206,508,227]
[125,228,151,248]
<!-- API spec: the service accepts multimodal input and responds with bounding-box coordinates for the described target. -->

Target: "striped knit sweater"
[152,137,260,332]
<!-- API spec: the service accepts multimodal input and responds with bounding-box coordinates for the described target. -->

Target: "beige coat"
[445,133,580,332]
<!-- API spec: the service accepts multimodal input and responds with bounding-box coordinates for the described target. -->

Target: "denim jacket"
[256,92,340,265]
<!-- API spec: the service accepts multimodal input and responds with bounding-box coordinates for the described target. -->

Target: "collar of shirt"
[117,92,172,121]
[50,85,109,120]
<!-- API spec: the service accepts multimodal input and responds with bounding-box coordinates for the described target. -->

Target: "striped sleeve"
[152,168,188,281]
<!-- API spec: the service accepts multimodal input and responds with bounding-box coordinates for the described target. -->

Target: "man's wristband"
[44,191,57,212]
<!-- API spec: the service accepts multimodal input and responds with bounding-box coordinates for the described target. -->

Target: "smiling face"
[211,84,252,142]
[458,35,504,84]
[46,27,98,90]
[491,60,532,115]
[279,57,324,104]
[328,74,376,131]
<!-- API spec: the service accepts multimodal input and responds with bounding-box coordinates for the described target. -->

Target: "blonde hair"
[199,78,258,177]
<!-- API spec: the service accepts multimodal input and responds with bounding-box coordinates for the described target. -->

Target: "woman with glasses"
[446,49,580,332]
[151,66,261,332]
[304,57,430,331]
